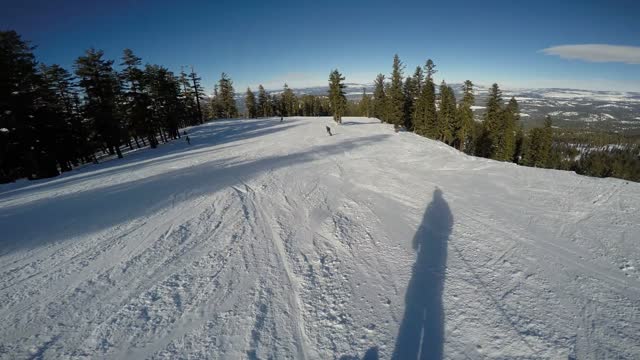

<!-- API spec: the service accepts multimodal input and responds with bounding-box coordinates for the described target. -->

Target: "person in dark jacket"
[326,126,332,136]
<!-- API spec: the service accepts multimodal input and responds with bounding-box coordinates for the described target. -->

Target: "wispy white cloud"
[540,44,640,64]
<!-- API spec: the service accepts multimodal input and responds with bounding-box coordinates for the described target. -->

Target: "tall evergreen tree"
[477,83,503,159]
[245,87,258,118]
[415,59,437,137]
[189,66,204,123]
[257,84,269,117]
[513,122,524,163]
[179,69,198,126]
[145,64,182,140]
[328,69,347,124]
[40,63,92,169]
[454,80,475,152]
[410,66,424,132]
[387,54,405,128]
[217,72,237,118]
[437,81,456,144]
[372,74,386,122]
[497,97,519,161]
[525,116,553,167]
[120,49,156,148]
[281,84,297,116]
[403,76,416,130]
[210,84,223,119]
[359,88,371,117]
[75,48,123,158]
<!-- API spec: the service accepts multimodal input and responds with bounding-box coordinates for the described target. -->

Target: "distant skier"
[186,135,191,145]
[326,126,332,136]
[280,115,284,122]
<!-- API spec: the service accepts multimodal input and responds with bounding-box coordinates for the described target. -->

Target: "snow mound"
[1,117,639,359]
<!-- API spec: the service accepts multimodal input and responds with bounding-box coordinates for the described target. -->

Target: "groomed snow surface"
[1,117,639,359]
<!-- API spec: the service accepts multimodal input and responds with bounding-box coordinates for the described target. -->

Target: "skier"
[186,135,191,145]
[326,126,332,136]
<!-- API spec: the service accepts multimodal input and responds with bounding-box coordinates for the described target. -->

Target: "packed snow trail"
[1,117,639,359]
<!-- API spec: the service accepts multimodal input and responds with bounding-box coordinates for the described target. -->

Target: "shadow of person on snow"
[392,188,452,360]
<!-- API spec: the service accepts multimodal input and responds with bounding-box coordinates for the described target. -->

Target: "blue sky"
[3,0,640,92]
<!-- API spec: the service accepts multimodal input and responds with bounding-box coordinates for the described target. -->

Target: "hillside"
[1,117,639,359]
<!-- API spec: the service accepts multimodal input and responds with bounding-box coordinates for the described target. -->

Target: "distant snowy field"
[1,117,639,359]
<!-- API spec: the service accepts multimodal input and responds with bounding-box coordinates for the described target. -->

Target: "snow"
[0,128,8,133]
[596,104,632,110]
[470,106,485,110]
[1,117,639,359]
[549,111,579,117]
[541,89,640,103]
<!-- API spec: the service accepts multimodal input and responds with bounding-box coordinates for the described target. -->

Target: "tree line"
[1,30,217,182]
[348,54,639,182]
[242,83,333,119]
[3,30,638,183]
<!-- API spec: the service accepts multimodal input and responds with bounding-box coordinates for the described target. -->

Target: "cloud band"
[541,44,640,64]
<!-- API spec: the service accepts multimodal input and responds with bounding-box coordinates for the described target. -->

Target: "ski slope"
[1,117,639,359]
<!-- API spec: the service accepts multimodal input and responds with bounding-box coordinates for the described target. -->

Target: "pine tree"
[437,81,456,144]
[525,116,553,167]
[210,84,223,119]
[75,48,124,158]
[387,54,405,128]
[417,59,438,138]
[513,122,524,163]
[120,49,156,148]
[372,74,386,122]
[40,63,92,168]
[403,76,416,130]
[217,72,237,118]
[477,83,503,158]
[328,69,347,124]
[454,80,474,152]
[281,84,297,116]
[179,69,198,126]
[189,67,204,123]
[257,85,269,117]
[410,66,424,132]
[359,88,371,117]
[144,64,182,140]
[383,82,392,123]
[245,87,258,118]
[497,97,519,161]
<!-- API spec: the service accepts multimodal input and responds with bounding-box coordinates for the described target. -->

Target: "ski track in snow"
[0,117,639,359]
